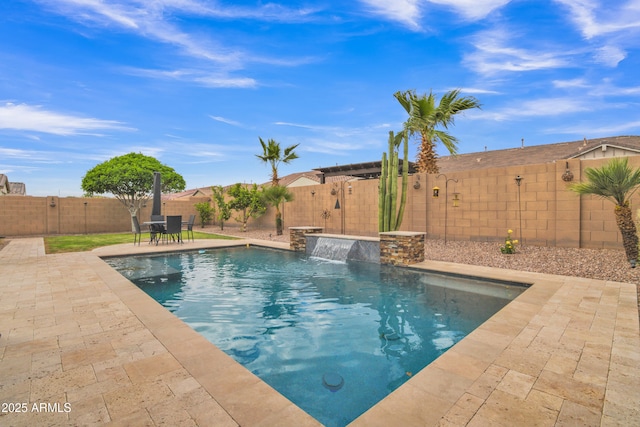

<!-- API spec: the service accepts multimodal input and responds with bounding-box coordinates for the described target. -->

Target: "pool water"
[106,247,526,426]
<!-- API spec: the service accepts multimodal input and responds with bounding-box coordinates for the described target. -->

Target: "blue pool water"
[106,247,526,426]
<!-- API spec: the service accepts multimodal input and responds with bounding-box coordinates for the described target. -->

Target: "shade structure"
[152,172,162,216]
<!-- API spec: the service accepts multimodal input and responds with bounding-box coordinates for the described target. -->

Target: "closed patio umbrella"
[152,172,162,217]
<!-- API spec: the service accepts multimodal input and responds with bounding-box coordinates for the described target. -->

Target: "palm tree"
[262,185,294,235]
[569,157,640,267]
[394,89,481,174]
[256,137,300,185]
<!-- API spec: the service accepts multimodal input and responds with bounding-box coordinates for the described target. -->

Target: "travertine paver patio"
[0,237,638,426]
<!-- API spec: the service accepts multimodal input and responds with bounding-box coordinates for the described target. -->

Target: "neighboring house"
[277,172,321,188]
[0,174,8,195]
[162,187,212,201]
[285,136,639,183]
[0,174,26,196]
[168,135,640,199]
[436,135,640,173]
[314,160,417,183]
[276,136,640,186]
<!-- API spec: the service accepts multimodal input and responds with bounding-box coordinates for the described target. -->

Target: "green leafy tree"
[569,157,640,267]
[256,137,299,185]
[228,183,267,232]
[395,89,481,174]
[211,185,231,230]
[262,185,294,235]
[81,153,185,225]
[194,202,214,228]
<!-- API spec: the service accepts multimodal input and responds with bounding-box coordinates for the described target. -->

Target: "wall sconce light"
[414,175,421,190]
[515,175,523,186]
[562,162,574,182]
[432,186,440,198]
[348,184,352,195]
[49,197,56,207]
[453,192,460,207]
[311,190,316,197]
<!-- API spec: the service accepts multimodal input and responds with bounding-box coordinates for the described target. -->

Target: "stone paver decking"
[1,238,638,426]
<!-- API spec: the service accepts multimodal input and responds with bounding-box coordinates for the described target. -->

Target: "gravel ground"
[213,226,640,284]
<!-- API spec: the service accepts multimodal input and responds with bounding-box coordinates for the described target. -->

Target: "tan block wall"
[0,196,206,237]
[1,156,638,250]
[276,156,640,250]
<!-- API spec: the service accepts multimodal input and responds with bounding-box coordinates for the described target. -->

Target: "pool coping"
[1,238,638,426]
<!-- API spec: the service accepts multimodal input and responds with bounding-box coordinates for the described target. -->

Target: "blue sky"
[1,0,639,196]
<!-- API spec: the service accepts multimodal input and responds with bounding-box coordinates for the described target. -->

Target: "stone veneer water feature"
[289,227,425,266]
[289,226,324,252]
[379,231,426,266]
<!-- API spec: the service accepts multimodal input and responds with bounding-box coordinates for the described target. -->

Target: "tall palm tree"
[394,89,481,174]
[256,137,300,185]
[569,157,640,267]
[262,185,294,235]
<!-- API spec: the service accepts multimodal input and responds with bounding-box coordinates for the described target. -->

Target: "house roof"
[314,160,417,180]
[437,135,640,173]
[163,187,213,200]
[276,172,321,187]
[0,174,26,195]
[8,182,26,196]
[0,174,8,193]
[165,135,640,200]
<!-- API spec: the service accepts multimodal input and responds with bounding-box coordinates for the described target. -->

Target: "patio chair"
[150,215,165,245]
[132,216,142,246]
[163,215,183,244]
[185,214,196,242]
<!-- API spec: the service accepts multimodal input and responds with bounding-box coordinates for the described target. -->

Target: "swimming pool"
[106,247,527,426]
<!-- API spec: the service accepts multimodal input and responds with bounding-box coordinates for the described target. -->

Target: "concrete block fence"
[1,156,638,250]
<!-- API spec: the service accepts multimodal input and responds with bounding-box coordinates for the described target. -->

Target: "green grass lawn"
[44,231,237,254]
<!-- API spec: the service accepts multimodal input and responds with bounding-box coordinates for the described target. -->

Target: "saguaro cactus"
[379,130,409,232]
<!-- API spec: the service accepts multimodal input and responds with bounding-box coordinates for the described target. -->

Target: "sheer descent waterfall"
[304,235,380,264]
[310,237,356,262]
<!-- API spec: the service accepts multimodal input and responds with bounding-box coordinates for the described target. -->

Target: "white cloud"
[593,45,626,67]
[0,147,47,160]
[578,79,640,97]
[38,0,319,69]
[0,103,134,136]
[551,120,640,135]
[551,1,640,68]
[304,139,366,155]
[275,121,391,138]
[359,0,423,30]
[464,29,572,75]
[428,0,511,20]
[359,0,511,29]
[209,116,242,127]
[477,97,592,121]
[121,67,257,88]
[452,87,501,95]
[554,0,640,39]
[552,78,589,89]
[192,75,257,88]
